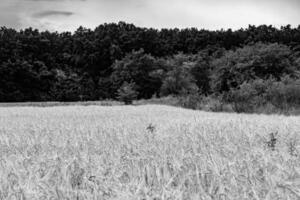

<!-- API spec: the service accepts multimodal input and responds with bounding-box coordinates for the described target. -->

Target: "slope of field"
[0,105,299,200]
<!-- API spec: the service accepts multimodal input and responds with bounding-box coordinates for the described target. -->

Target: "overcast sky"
[0,0,299,32]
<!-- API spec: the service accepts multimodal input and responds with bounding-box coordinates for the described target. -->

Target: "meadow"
[0,105,299,200]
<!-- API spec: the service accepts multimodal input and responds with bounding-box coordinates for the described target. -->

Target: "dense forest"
[0,22,300,112]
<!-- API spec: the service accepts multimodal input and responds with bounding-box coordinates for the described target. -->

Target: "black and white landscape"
[0,0,299,200]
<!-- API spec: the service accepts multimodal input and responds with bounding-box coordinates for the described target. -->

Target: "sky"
[0,0,299,32]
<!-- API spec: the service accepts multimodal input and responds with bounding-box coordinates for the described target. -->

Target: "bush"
[134,95,180,106]
[178,94,202,110]
[226,77,300,113]
[117,82,138,105]
[177,94,232,112]
[266,77,300,110]
[226,80,267,113]
[201,95,231,112]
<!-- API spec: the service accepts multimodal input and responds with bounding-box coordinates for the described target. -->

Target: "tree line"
[0,22,299,112]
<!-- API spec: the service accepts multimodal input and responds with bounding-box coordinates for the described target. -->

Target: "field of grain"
[0,105,299,200]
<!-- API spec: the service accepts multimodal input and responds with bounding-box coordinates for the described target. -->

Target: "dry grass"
[0,100,122,107]
[0,105,299,200]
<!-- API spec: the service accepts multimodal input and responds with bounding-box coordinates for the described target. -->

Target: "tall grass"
[0,105,299,200]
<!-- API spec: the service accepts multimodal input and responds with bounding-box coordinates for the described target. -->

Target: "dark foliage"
[0,22,300,113]
[117,81,138,105]
[225,77,300,113]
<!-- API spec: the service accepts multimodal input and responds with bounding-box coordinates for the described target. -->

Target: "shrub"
[178,94,232,112]
[226,77,300,113]
[201,95,230,112]
[178,94,202,110]
[266,77,300,110]
[117,82,139,105]
[226,81,267,113]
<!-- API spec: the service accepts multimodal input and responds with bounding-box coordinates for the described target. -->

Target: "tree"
[110,49,164,99]
[117,81,138,105]
[1,22,300,103]
[211,43,296,93]
[160,54,199,96]
[190,56,211,94]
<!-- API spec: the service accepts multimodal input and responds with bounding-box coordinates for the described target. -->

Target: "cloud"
[1,0,300,32]
[25,0,85,1]
[33,10,74,18]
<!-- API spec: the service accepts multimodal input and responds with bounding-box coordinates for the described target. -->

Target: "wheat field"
[0,105,299,200]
